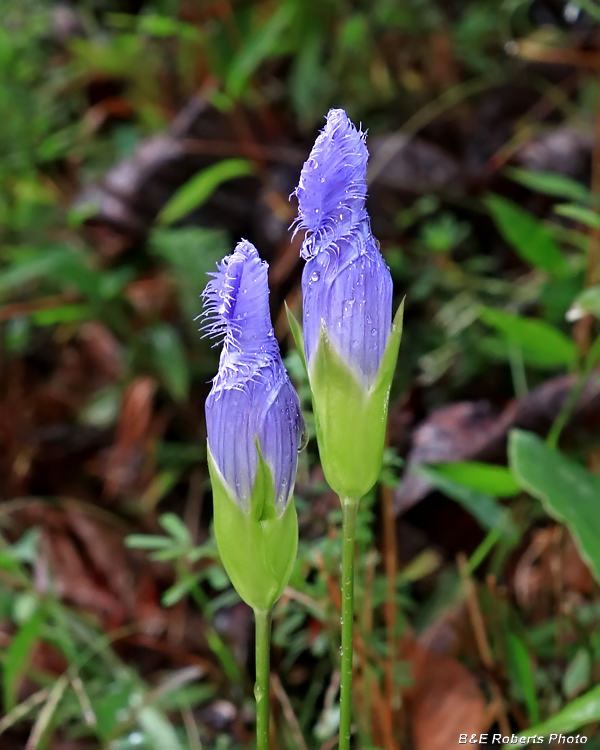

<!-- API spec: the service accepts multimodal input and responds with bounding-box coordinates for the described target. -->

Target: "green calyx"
[207,443,298,612]
[288,300,404,501]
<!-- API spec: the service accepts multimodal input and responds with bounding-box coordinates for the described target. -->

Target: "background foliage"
[2,0,600,748]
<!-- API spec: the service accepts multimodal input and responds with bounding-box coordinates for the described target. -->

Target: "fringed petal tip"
[200,239,268,342]
[293,108,368,256]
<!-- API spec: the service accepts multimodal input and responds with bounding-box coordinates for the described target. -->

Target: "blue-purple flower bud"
[290,109,403,501]
[203,240,304,514]
[295,108,393,389]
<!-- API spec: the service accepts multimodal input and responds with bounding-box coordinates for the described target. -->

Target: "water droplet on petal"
[371,328,377,335]
[311,271,320,282]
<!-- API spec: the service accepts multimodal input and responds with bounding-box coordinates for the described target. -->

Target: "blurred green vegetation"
[2,0,600,748]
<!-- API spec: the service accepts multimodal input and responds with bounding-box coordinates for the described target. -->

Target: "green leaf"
[285,302,306,372]
[226,4,295,98]
[485,195,570,277]
[124,534,173,550]
[555,203,600,230]
[509,430,600,581]
[0,246,74,296]
[137,704,184,750]
[414,465,512,533]
[147,324,189,402]
[518,684,600,739]
[31,304,89,326]
[563,648,591,700]
[433,461,520,497]
[150,227,230,335]
[506,632,539,725]
[505,167,592,204]
[570,285,600,319]
[479,307,577,369]
[4,607,44,711]
[159,513,191,545]
[157,159,255,226]
[162,572,203,607]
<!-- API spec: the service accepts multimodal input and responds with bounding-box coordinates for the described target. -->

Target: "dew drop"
[311,271,320,282]
[281,478,287,486]
[371,328,377,336]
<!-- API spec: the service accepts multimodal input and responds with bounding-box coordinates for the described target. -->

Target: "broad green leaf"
[486,195,570,277]
[480,307,577,369]
[433,461,520,497]
[506,632,539,725]
[414,465,511,532]
[555,203,600,230]
[518,684,600,739]
[157,159,255,226]
[147,324,189,402]
[505,167,592,204]
[509,429,600,581]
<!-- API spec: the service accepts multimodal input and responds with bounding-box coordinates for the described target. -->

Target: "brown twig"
[458,553,511,736]
[271,672,308,750]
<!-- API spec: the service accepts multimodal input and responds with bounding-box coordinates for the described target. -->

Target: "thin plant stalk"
[339,498,358,750]
[254,609,272,750]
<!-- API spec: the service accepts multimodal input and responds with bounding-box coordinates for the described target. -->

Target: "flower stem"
[339,497,358,750]
[254,608,272,750]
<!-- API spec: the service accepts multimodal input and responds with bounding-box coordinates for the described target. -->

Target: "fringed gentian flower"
[203,239,304,613]
[290,108,403,502]
[289,108,404,750]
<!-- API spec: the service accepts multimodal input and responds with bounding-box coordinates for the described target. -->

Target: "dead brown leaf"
[405,641,487,750]
[103,375,156,499]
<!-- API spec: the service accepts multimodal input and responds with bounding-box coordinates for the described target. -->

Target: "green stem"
[254,608,272,750]
[339,498,358,750]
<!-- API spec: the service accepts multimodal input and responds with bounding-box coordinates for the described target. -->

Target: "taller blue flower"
[290,108,403,501]
[203,239,304,612]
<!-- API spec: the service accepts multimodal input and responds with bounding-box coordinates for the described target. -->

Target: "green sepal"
[285,302,307,372]
[207,443,298,612]
[309,299,404,501]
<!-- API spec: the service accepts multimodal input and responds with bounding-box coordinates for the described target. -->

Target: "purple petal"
[301,219,393,387]
[294,109,368,260]
[203,240,304,511]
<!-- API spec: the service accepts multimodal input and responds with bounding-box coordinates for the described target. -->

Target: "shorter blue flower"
[203,240,304,514]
